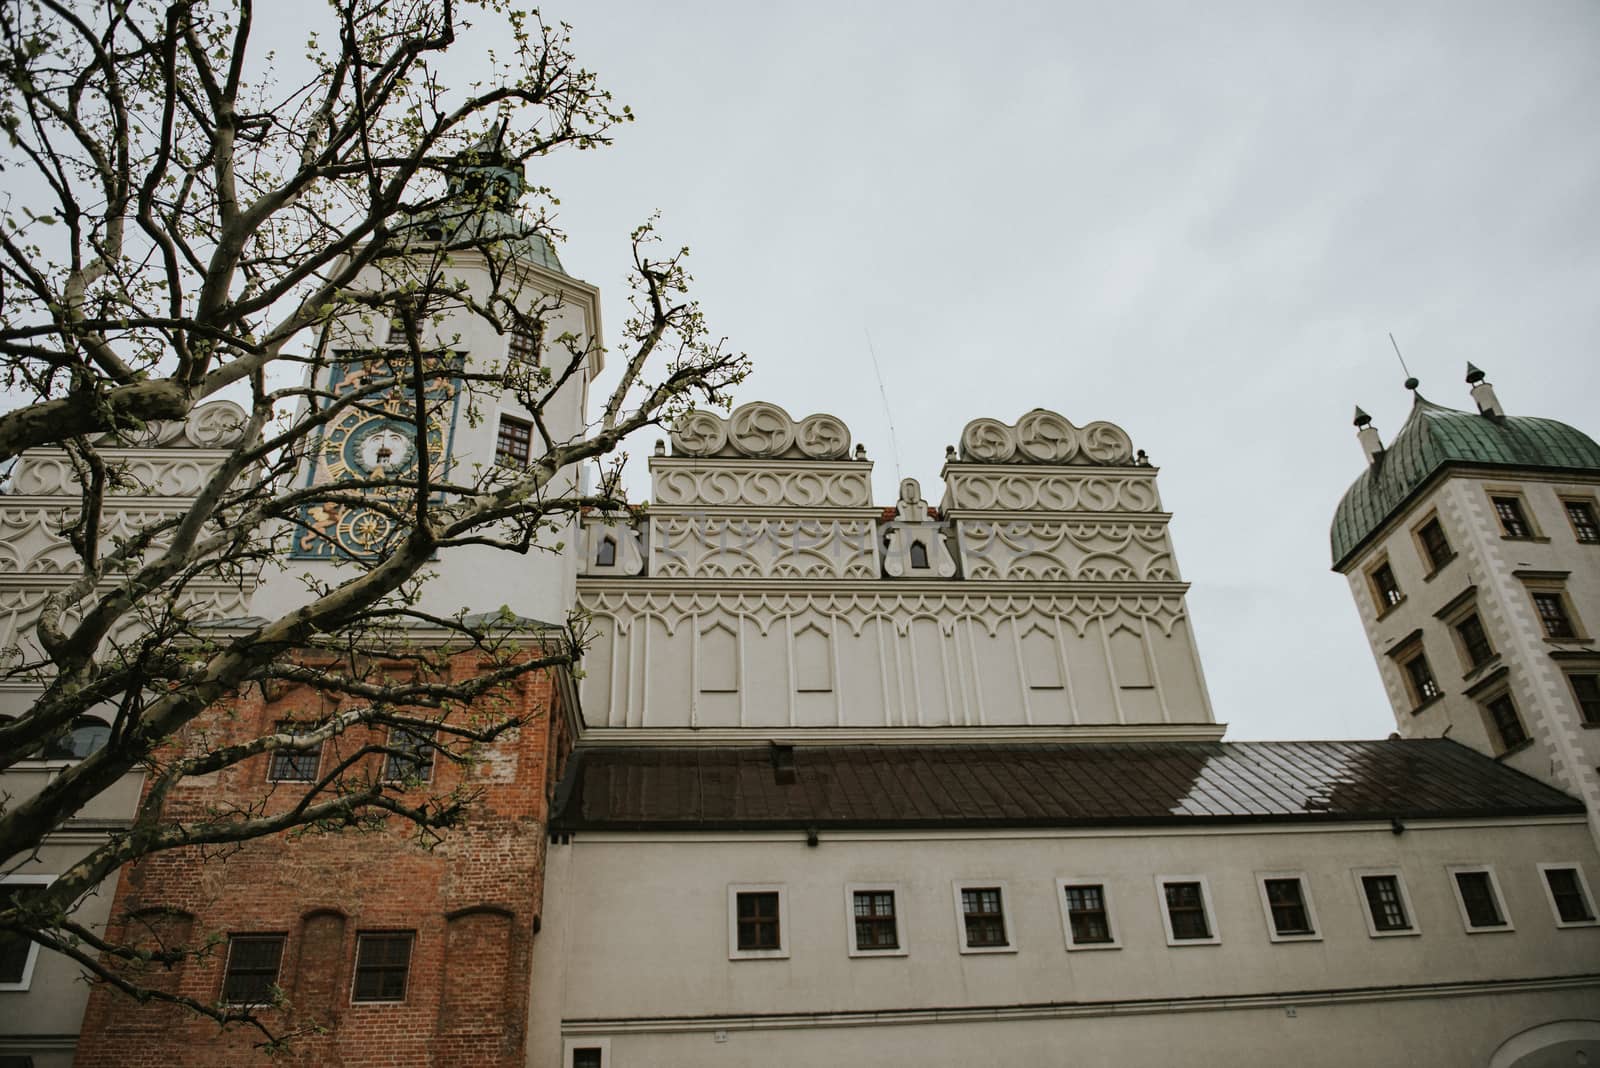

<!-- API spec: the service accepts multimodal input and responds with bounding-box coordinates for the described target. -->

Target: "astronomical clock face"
[292,354,459,560]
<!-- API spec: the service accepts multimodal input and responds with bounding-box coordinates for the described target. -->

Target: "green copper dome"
[1330,396,1600,568]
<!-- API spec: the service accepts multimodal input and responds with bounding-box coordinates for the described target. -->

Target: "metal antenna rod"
[1389,332,1412,378]
[864,327,903,485]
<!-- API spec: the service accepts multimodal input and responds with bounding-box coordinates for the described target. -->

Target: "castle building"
[1332,368,1600,850]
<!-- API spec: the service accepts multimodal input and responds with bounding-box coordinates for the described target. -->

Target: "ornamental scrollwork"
[666,402,857,462]
[957,409,1136,466]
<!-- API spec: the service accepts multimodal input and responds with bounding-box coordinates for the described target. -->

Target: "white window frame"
[0,873,52,991]
[1536,863,1600,928]
[844,883,907,957]
[952,880,1016,955]
[1254,871,1321,943]
[562,1037,610,1068]
[1447,864,1514,933]
[1056,877,1121,951]
[1351,867,1420,938]
[1154,874,1221,947]
[728,883,789,960]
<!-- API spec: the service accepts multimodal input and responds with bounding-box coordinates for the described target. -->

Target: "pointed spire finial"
[1465,361,1486,384]
[1353,405,1372,428]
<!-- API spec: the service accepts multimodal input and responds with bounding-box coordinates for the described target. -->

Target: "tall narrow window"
[909,541,930,569]
[1369,561,1403,611]
[1417,517,1454,572]
[496,415,533,466]
[1568,674,1600,726]
[1541,866,1598,925]
[221,934,285,1004]
[594,535,617,568]
[851,890,899,951]
[1492,495,1531,538]
[352,931,414,1002]
[1484,694,1528,751]
[1451,869,1509,930]
[1402,651,1441,707]
[1262,877,1315,937]
[1455,613,1494,670]
[1359,873,1414,934]
[1532,592,1576,639]
[384,728,435,783]
[267,722,323,782]
[0,881,47,987]
[736,891,781,951]
[1061,883,1115,946]
[1564,498,1600,544]
[959,886,1009,949]
[1164,882,1209,940]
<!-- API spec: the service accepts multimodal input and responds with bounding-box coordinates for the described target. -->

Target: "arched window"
[38,716,112,760]
[909,541,930,570]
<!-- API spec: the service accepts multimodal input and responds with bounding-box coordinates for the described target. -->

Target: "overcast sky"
[512,1,1600,741]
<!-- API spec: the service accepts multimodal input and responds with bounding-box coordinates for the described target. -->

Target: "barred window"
[383,728,435,783]
[267,722,322,782]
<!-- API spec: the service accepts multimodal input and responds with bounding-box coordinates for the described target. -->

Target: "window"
[1538,864,1599,927]
[1563,497,1600,544]
[1058,879,1118,949]
[1483,693,1528,752]
[0,878,49,989]
[1400,649,1441,708]
[563,1039,610,1068]
[594,535,617,568]
[36,715,111,760]
[909,541,929,569]
[495,415,533,466]
[1532,592,1577,639]
[1257,873,1319,941]
[507,326,540,367]
[1156,876,1219,946]
[352,931,414,1002]
[1454,613,1495,671]
[1569,674,1600,726]
[1492,495,1532,538]
[221,934,285,1004]
[1368,560,1403,612]
[571,1051,602,1068]
[1354,870,1417,936]
[1449,867,1511,932]
[728,885,788,959]
[846,886,903,955]
[953,881,1013,953]
[267,722,323,782]
[383,728,435,783]
[1415,516,1454,573]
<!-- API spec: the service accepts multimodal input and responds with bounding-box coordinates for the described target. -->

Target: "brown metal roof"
[550,740,1582,832]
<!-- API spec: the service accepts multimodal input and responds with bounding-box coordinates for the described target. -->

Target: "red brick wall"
[75,652,575,1067]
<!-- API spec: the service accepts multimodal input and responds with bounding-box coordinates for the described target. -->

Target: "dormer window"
[595,536,617,568]
[909,542,929,570]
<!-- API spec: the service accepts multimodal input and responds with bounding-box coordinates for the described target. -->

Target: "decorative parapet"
[669,402,853,461]
[956,409,1136,466]
[650,460,872,510]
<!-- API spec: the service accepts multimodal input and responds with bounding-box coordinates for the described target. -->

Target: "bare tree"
[0,0,745,1038]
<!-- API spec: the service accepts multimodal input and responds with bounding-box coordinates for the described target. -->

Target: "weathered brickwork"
[74,650,574,1067]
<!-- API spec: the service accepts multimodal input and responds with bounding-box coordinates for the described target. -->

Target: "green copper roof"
[1330,396,1600,568]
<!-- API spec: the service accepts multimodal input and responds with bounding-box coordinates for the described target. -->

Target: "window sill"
[1462,924,1515,935]
[847,947,909,958]
[1266,932,1323,944]
[1408,693,1445,716]
[729,949,790,961]
[1580,721,1600,730]
[1421,557,1456,583]
[957,944,1018,956]
[1460,655,1502,684]
[1366,928,1421,939]
[1163,936,1222,948]
[1500,535,1550,543]
[1544,636,1594,646]
[1553,918,1600,929]
[1064,940,1122,952]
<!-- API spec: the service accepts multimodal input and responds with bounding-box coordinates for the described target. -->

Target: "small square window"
[1416,516,1454,573]
[1483,694,1528,752]
[1400,650,1441,709]
[352,931,413,1002]
[267,722,323,782]
[496,415,534,466]
[1368,560,1404,612]
[728,884,788,959]
[1156,876,1219,945]
[1492,495,1532,538]
[1058,879,1119,950]
[1568,674,1600,726]
[383,727,435,783]
[222,934,285,1005]
[1449,867,1511,932]
[953,881,1014,953]
[0,878,50,989]
[571,1051,602,1068]
[1257,873,1319,941]
[1454,613,1495,671]
[1563,498,1600,544]
[507,327,540,367]
[847,886,903,955]
[1538,864,1599,927]
[1531,592,1578,640]
[564,1039,610,1068]
[1354,870,1418,937]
